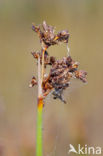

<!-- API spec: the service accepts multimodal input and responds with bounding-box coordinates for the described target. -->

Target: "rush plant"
[29,21,87,156]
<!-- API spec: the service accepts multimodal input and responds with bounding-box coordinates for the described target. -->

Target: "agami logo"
[68,144,102,155]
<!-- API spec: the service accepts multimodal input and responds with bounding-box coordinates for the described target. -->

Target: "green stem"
[36,55,43,156]
[36,98,43,156]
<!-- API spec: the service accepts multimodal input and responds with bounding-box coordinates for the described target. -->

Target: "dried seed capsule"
[66,56,72,66]
[57,30,69,43]
[75,70,87,83]
[31,52,40,59]
[49,56,56,65]
[29,76,37,87]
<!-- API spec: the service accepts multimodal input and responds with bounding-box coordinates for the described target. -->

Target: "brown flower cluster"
[32,21,69,48]
[30,21,87,103]
[30,51,87,103]
[31,50,56,68]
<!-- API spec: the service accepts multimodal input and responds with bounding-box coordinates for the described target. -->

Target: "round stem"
[36,47,46,156]
[41,48,47,83]
[36,55,43,156]
[36,97,43,156]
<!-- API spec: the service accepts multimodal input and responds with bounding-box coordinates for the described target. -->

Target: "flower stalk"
[36,55,43,156]
[41,48,47,83]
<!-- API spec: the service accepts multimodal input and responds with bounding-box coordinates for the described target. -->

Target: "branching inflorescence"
[30,21,87,104]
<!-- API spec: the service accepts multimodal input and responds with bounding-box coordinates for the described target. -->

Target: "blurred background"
[0,0,103,155]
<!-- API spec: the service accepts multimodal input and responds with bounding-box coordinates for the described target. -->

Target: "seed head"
[30,21,87,103]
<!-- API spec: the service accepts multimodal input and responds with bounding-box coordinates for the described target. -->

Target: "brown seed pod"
[29,76,37,88]
[56,30,69,43]
[31,51,40,59]
[75,70,87,83]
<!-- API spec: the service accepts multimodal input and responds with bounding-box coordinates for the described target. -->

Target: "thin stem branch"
[41,48,47,83]
[38,55,42,97]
